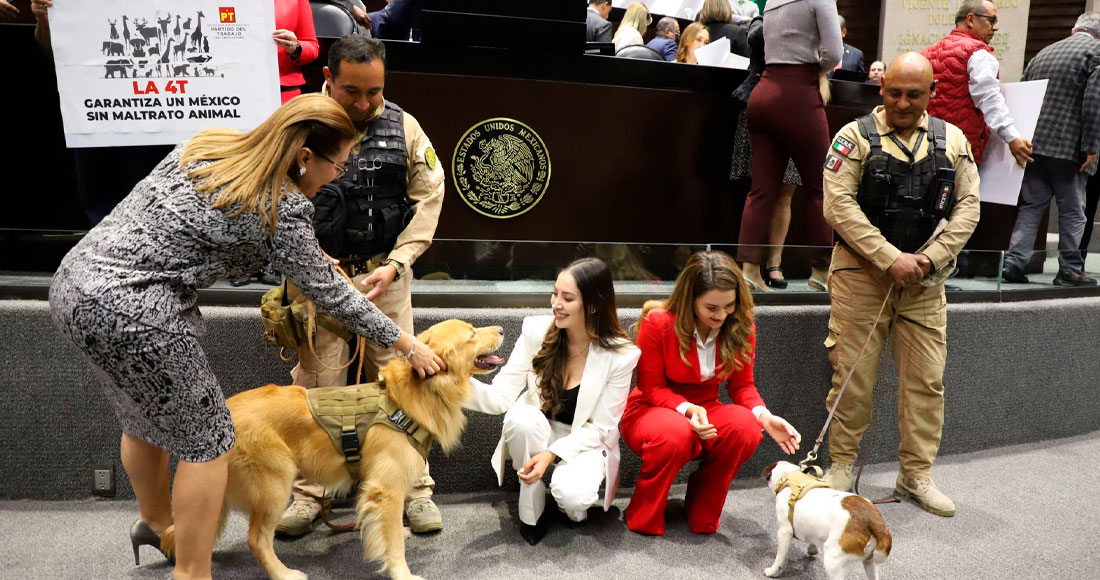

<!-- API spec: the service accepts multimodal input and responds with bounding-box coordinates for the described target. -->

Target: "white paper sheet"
[51,0,281,148]
[692,37,750,70]
[978,80,1048,206]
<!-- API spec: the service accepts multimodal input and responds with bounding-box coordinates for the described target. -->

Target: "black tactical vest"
[853,114,954,253]
[313,101,411,260]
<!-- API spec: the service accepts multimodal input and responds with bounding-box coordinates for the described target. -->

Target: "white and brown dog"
[762,461,892,580]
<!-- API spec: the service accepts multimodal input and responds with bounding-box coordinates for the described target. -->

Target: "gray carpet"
[2,431,1095,580]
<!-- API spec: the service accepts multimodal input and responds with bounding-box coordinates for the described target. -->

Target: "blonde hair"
[677,22,708,63]
[616,2,652,39]
[181,93,356,234]
[638,251,755,374]
[698,0,733,24]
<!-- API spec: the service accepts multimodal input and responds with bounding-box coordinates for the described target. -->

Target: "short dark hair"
[956,0,993,24]
[327,35,387,78]
[656,17,678,35]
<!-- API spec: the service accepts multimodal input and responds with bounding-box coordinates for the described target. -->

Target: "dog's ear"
[761,461,779,481]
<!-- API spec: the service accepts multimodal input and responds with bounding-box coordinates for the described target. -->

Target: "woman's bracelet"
[399,337,417,360]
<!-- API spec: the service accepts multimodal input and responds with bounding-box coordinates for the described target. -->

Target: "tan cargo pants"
[287,266,434,501]
[823,245,947,478]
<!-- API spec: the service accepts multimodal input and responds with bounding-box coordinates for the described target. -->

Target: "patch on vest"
[452,118,551,219]
[825,154,844,172]
[425,146,438,171]
[832,136,856,158]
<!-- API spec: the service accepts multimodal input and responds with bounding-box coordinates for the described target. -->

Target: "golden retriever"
[171,320,505,580]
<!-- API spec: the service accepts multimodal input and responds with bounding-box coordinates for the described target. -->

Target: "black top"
[704,21,750,57]
[546,385,581,425]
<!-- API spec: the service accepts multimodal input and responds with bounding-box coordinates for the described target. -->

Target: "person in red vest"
[922,0,1032,167]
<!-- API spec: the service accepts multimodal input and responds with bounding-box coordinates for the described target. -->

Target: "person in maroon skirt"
[620,251,801,536]
[738,0,843,292]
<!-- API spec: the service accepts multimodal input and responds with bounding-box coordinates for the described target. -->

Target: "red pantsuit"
[620,309,765,535]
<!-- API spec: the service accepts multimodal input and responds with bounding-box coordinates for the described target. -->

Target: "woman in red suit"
[273,0,320,103]
[621,250,801,535]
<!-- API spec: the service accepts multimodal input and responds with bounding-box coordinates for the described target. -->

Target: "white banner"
[51,0,281,148]
[978,79,1047,206]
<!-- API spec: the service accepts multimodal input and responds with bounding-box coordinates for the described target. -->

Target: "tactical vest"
[774,470,831,533]
[305,379,434,478]
[315,101,412,260]
[853,114,954,253]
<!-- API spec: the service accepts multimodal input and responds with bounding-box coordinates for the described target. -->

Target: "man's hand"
[517,450,556,485]
[916,253,932,276]
[0,1,19,20]
[1081,153,1097,174]
[352,5,371,28]
[686,405,717,440]
[888,253,926,288]
[1009,137,1034,168]
[361,264,397,301]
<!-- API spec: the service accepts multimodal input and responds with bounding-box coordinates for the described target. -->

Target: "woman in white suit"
[466,257,641,545]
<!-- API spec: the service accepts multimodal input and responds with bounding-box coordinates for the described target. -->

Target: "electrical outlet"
[93,465,115,497]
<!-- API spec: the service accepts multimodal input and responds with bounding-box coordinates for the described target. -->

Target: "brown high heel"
[130,519,175,565]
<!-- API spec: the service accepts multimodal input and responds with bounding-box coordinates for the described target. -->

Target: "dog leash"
[799,282,902,505]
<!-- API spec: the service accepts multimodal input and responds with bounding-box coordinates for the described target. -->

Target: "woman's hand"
[518,450,556,485]
[406,338,445,379]
[686,405,717,440]
[30,0,51,20]
[760,411,801,455]
[272,29,300,53]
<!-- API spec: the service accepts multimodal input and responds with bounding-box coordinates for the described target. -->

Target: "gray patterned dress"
[48,144,402,462]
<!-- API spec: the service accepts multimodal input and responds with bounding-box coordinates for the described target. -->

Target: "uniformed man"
[819,52,980,517]
[277,35,446,536]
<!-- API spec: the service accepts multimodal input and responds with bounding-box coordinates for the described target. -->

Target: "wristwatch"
[384,259,406,281]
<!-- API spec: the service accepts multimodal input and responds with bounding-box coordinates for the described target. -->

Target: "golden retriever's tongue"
[475,355,505,369]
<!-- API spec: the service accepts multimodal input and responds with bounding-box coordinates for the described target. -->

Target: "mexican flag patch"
[831,136,856,157]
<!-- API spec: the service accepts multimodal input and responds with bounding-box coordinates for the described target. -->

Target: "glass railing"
[5,230,1100,299]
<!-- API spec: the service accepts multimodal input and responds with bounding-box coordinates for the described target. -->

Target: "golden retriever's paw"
[273,569,308,580]
[764,564,784,578]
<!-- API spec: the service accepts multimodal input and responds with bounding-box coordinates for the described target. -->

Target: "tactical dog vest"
[305,379,433,478]
[774,471,832,531]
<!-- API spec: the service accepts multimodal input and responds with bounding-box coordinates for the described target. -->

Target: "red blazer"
[626,308,765,412]
[276,0,320,89]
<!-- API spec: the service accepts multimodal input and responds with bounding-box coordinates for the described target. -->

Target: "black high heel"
[518,512,550,545]
[130,519,175,566]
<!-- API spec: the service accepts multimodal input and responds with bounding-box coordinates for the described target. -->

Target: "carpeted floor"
[1,431,1095,580]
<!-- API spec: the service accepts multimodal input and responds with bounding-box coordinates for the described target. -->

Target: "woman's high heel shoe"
[130,519,176,566]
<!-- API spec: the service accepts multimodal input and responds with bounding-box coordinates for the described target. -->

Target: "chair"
[309,0,369,38]
[615,44,664,61]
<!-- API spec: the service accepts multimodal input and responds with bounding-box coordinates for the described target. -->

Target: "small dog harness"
[306,378,434,478]
[774,471,832,533]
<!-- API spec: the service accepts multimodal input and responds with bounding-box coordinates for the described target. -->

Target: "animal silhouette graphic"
[122,16,131,48]
[104,58,132,78]
[158,13,172,42]
[173,15,181,41]
[190,11,205,49]
[203,37,209,53]
[102,41,124,56]
[108,19,118,40]
[136,18,159,43]
[183,17,192,30]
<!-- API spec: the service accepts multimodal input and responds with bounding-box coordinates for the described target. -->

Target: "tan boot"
[896,473,956,517]
[823,462,854,491]
[276,498,323,536]
[405,497,443,533]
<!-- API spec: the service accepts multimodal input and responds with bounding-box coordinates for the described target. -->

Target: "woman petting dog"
[465,258,641,545]
[620,250,802,535]
[48,94,444,580]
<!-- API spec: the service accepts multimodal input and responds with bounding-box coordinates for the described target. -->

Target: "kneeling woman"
[466,258,641,544]
[621,250,801,535]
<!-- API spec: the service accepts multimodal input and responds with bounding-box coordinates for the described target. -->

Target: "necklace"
[567,345,589,360]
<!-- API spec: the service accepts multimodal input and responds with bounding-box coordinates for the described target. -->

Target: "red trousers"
[620,401,763,535]
[738,64,833,268]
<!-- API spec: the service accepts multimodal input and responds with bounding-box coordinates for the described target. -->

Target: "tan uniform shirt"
[323,85,446,269]
[823,106,981,273]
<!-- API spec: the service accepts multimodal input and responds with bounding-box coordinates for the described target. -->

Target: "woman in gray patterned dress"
[48,94,444,580]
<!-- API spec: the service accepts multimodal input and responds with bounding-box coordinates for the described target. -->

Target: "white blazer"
[465,315,641,511]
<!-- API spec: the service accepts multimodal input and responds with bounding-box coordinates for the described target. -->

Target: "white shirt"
[967,50,1022,144]
[729,0,760,24]
[674,329,767,421]
[613,26,644,52]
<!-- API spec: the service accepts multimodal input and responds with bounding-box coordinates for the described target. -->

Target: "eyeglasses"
[316,152,349,177]
[973,13,998,26]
